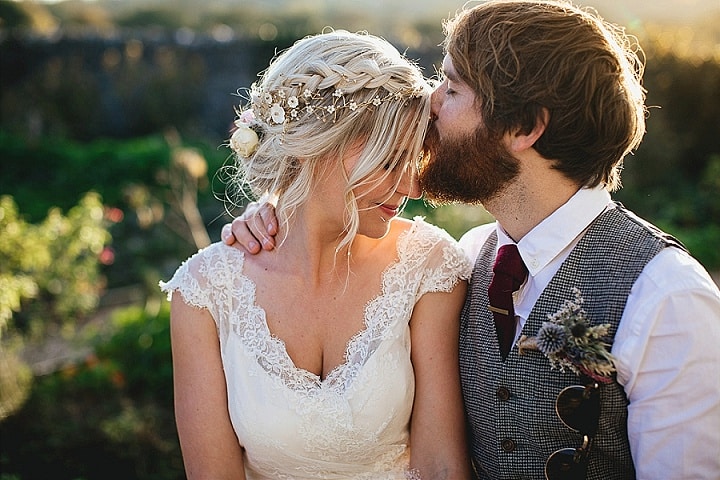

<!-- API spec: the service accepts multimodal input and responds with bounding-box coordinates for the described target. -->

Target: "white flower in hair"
[270,104,286,124]
[238,109,255,124]
[230,110,259,157]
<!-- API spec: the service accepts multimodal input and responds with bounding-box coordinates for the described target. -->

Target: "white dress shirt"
[459,186,720,479]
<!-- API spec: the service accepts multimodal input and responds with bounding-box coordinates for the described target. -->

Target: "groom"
[223,1,720,478]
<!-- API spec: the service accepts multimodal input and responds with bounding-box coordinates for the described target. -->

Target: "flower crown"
[249,83,425,126]
[229,83,425,158]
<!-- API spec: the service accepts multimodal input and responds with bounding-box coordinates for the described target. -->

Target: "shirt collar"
[495,186,611,276]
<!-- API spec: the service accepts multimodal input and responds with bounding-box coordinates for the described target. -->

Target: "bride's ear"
[508,107,549,153]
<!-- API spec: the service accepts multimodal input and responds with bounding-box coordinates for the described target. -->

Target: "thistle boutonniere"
[517,287,616,383]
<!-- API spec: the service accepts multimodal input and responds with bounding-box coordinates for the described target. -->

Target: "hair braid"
[226,30,431,254]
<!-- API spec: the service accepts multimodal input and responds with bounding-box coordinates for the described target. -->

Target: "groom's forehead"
[440,55,458,80]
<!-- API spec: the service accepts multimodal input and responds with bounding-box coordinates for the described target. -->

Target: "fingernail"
[249,241,258,251]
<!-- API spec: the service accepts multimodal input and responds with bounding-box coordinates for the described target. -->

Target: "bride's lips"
[378,203,399,217]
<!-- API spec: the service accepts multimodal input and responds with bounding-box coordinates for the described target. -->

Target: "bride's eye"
[382,150,412,172]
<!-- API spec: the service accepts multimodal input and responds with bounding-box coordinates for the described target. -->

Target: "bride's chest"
[256,275,384,380]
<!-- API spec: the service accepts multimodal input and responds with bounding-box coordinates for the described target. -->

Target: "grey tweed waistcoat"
[460,204,683,480]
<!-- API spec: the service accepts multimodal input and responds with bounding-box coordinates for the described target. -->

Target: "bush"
[0,301,183,480]
[0,193,112,338]
[0,130,238,291]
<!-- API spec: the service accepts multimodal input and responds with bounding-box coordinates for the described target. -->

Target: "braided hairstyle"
[228,30,431,252]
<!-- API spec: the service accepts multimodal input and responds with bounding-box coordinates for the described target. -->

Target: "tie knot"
[493,244,528,288]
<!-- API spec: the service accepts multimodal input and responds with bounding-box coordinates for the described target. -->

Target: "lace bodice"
[160,217,472,479]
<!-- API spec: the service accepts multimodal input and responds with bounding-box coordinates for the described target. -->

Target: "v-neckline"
[229,224,413,390]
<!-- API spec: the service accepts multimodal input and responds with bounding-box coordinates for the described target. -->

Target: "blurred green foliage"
[0,131,237,290]
[0,131,172,222]
[613,47,720,270]
[0,193,111,338]
[1,302,182,480]
[0,191,113,430]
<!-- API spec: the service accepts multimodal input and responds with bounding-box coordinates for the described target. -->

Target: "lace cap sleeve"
[158,243,243,314]
[407,217,473,297]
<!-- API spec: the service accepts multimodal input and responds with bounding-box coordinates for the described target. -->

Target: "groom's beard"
[420,123,520,205]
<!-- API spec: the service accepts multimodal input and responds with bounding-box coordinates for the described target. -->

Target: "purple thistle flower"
[537,323,566,355]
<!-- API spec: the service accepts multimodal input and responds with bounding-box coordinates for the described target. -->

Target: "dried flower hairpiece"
[517,288,616,383]
[249,83,424,127]
[228,82,424,158]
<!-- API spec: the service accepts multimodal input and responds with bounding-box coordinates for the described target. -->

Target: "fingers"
[219,202,278,253]
[258,203,278,237]
[221,219,261,253]
[221,223,235,245]
[244,213,275,251]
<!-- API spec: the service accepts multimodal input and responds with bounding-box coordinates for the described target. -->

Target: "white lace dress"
[160,217,472,479]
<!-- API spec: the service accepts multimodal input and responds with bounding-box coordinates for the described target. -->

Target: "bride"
[160,30,472,479]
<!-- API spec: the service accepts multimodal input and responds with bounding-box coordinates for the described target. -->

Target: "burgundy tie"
[488,244,528,359]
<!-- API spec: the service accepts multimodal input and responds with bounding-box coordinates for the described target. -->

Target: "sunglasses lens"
[555,384,600,435]
[545,448,587,480]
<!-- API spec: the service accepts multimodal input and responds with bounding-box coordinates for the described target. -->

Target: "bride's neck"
[272,203,355,281]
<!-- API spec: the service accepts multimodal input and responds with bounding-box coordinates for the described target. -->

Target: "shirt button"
[500,438,516,452]
[496,387,511,401]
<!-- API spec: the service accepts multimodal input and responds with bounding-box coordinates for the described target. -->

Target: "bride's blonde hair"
[228,30,432,252]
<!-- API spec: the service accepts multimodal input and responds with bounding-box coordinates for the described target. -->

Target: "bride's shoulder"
[182,241,246,272]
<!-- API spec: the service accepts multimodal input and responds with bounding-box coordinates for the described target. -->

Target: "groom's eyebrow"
[440,63,459,82]
[443,69,458,81]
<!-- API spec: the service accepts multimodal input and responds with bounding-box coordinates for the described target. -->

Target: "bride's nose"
[430,86,443,116]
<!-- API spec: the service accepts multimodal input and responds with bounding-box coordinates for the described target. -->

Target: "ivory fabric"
[161,217,472,479]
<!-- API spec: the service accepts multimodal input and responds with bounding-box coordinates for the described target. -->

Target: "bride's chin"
[358,218,392,240]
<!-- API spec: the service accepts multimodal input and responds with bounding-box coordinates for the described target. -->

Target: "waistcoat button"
[500,438,516,452]
[496,386,511,401]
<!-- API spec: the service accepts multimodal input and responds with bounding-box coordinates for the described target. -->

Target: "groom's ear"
[508,107,549,153]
